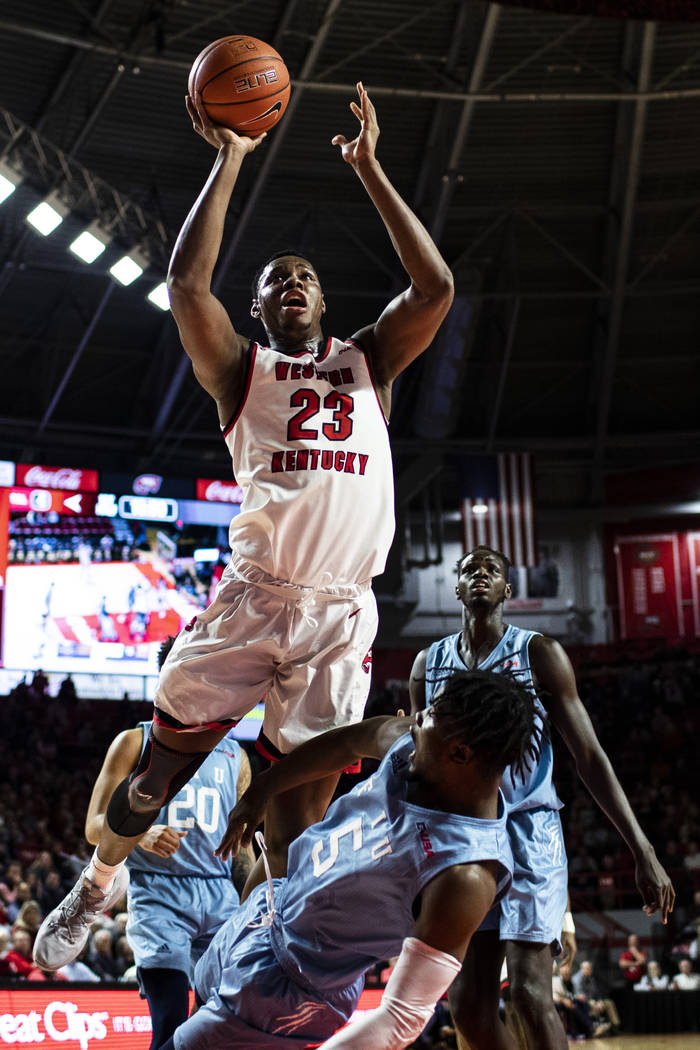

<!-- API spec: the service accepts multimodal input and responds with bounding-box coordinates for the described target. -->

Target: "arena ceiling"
[1,0,700,511]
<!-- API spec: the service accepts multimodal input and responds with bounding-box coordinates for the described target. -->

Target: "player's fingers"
[331,135,348,147]
[350,102,362,120]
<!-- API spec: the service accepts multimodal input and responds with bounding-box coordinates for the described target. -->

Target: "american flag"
[460,453,537,567]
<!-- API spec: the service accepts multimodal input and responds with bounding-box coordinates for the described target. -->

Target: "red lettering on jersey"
[271,452,284,472]
[291,363,302,380]
[340,367,354,384]
[285,450,297,470]
[302,363,314,379]
[328,369,341,386]
[296,449,309,470]
[358,454,369,475]
[275,363,290,380]
[321,451,333,470]
[316,370,328,382]
[343,453,356,473]
[309,449,320,469]
[335,451,345,471]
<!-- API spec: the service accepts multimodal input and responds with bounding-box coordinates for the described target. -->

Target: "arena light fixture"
[147,281,170,311]
[0,160,21,205]
[109,248,148,286]
[69,221,110,263]
[26,191,68,236]
[472,501,489,515]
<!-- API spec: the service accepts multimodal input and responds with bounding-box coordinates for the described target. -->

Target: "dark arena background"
[1,1,700,1047]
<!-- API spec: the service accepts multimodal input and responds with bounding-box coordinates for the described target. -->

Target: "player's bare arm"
[409,648,429,713]
[85,728,187,859]
[217,715,412,860]
[530,633,675,922]
[333,84,453,400]
[414,861,502,962]
[167,92,266,425]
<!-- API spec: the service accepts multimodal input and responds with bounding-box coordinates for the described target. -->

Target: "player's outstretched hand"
[636,851,675,924]
[186,92,266,154]
[216,782,267,862]
[332,82,379,167]
[140,824,187,858]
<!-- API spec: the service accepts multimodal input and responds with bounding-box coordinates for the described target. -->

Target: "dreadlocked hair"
[427,667,546,782]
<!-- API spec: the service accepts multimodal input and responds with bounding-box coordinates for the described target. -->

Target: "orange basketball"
[188,35,290,136]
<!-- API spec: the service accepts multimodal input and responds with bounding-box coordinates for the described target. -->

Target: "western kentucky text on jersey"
[275,362,355,386]
[271,450,369,474]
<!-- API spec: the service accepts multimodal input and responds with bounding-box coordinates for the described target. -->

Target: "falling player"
[165,669,541,1049]
[410,545,674,1050]
[35,81,453,970]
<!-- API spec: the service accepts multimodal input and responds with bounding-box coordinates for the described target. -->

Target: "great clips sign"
[16,463,99,493]
[196,478,244,504]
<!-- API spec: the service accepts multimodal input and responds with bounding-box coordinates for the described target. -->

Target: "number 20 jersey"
[127,723,243,880]
[223,338,395,588]
[269,732,514,992]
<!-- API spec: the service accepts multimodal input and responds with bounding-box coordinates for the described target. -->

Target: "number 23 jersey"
[223,338,395,588]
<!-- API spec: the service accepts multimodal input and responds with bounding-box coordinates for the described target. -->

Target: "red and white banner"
[16,463,99,493]
[614,534,683,639]
[0,986,383,1048]
[196,478,244,504]
[460,453,536,567]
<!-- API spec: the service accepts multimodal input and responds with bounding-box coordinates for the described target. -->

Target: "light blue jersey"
[426,626,561,813]
[426,626,567,946]
[128,722,243,878]
[178,733,513,1049]
[126,724,244,978]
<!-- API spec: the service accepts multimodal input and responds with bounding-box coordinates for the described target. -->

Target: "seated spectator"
[12,900,42,948]
[40,870,65,916]
[683,841,700,871]
[0,927,44,979]
[6,881,32,924]
[619,933,647,984]
[88,928,124,981]
[634,960,669,991]
[572,959,620,1032]
[553,960,606,1040]
[670,958,700,990]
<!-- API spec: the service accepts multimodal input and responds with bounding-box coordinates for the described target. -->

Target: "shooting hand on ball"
[186,92,266,154]
[332,82,379,167]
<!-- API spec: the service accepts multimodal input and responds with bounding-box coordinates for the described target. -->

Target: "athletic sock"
[86,849,123,892]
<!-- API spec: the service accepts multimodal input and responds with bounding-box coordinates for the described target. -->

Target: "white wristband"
[562,911,576,934]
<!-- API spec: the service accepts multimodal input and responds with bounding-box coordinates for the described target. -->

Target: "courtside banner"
[0,986,383,1048]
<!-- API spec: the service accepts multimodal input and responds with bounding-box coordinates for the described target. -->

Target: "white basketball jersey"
[223,337,395,588]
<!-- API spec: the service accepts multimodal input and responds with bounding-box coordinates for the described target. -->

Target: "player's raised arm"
[167,93,266,424]
[216,715,412,860]
[531,633,675,923]
[333,83,453,391]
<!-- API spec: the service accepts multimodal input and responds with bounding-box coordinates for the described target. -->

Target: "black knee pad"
[105,728,210,837]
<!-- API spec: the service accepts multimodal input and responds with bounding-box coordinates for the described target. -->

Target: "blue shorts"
[127,871,238,981]
[174,883,360,1050]
[479,807,567,947]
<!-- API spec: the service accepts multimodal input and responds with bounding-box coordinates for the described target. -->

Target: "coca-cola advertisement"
[197,478,244,504]
[16,463,99,492]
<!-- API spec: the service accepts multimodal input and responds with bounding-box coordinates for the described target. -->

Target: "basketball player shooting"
[35,81,454,970]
